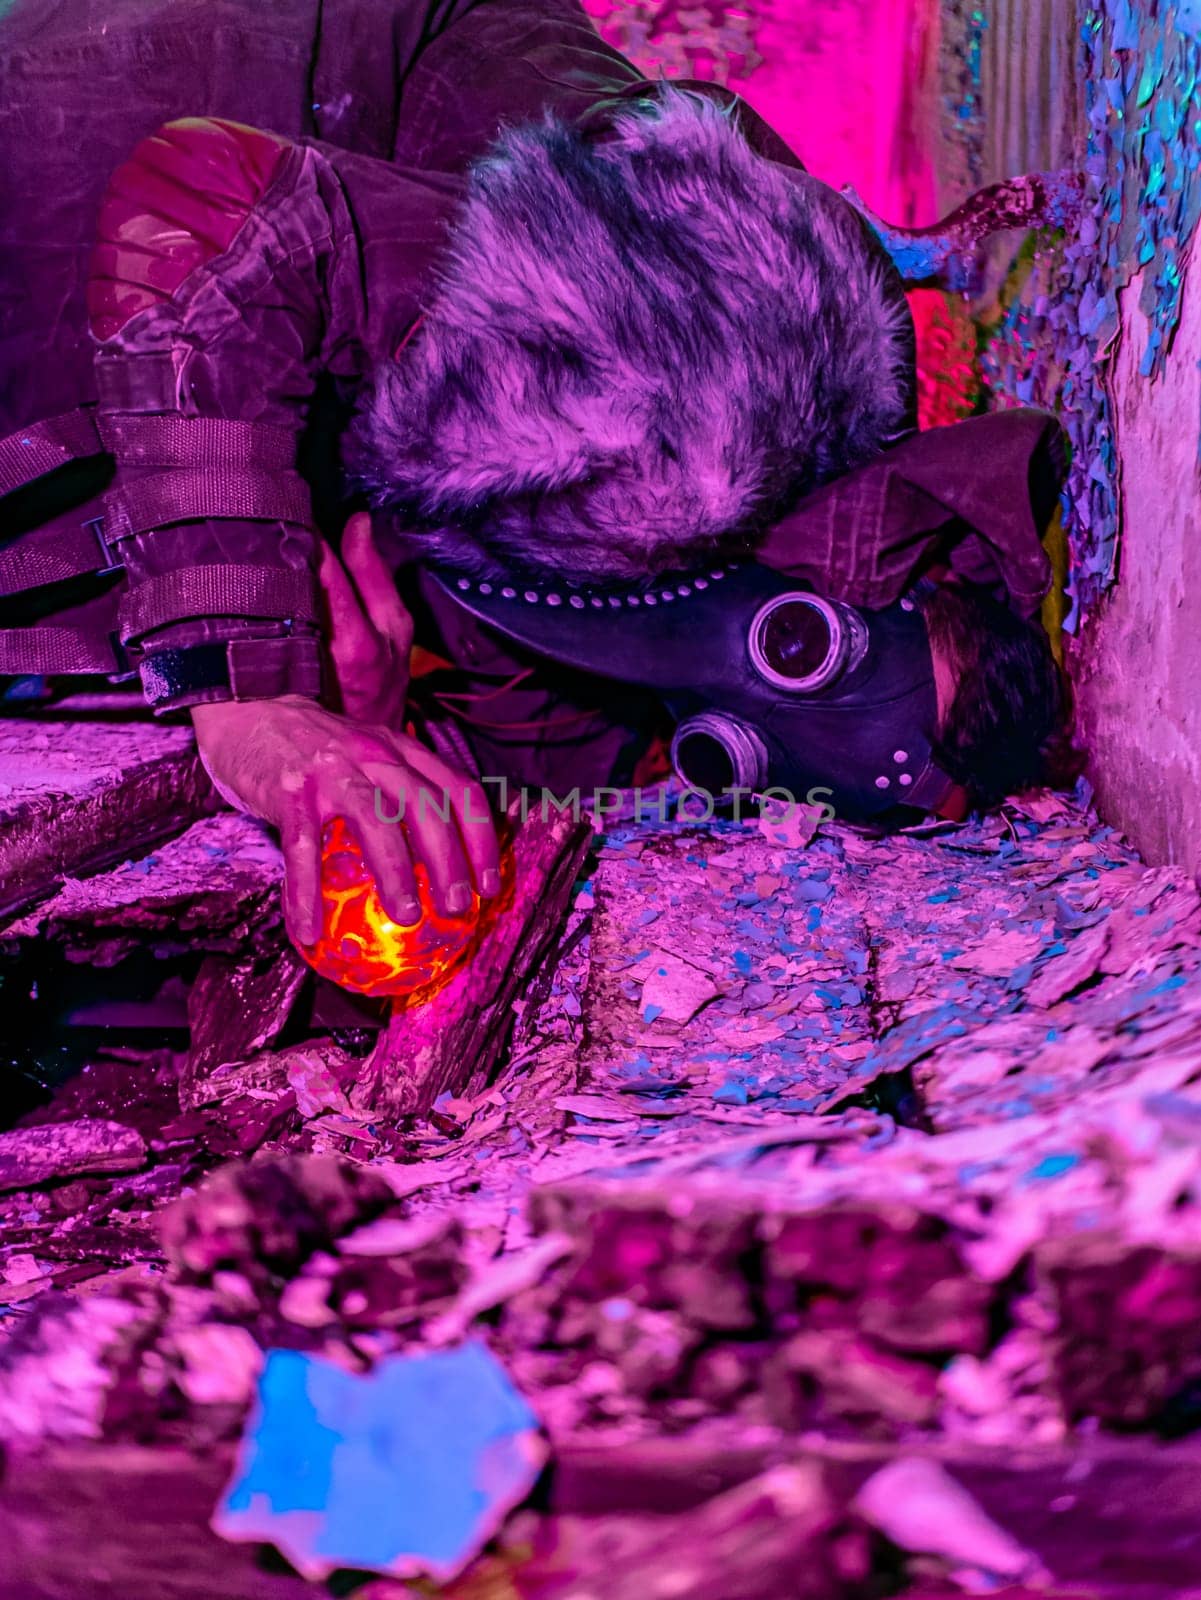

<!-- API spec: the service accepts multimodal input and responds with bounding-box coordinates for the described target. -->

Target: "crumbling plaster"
[1075,256,1201,871]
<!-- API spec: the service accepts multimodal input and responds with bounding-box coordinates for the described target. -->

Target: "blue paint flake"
[713,1078,750,1105]
[1151,973,1188,993]
[1023,1152,1082,1183]
[215,1345,542,1583]
[793,878,833,902]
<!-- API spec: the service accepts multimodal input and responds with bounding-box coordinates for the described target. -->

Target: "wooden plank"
[0,1445,313,1600]
[182,944,310,1110]
[531,1463,853,1600]
[0,1119,145,1193]
[0,812,285,960]
[0,722,217,923]
[6,1432,1201,1600]
[350,806,593,1118]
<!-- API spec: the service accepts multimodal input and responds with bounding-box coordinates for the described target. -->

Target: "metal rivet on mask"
[608,597,622,608]
[524,590,539,603]
[694,578,709,590]
[899,773,913,787]
[900,597,915,611]
[661,591,675,602]
[678,585,692,596]
[894,750,908,763]
[625,595,640,606]
[479,582,493,595]
[875,776,890,789]
[502,586,516,599]
[710,569,725,580]
[547,593,562,606]
[590,597,604,608]
[569,595,585,609]
[456,577,470,591]
[644,594,658,606]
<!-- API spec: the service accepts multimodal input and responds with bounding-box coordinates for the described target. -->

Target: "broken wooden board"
[350,806,593,1118]
[509,1125,1201,1448]
[508,1171,991,1438]
[532,1462,858,1600]
[181,944,311,1110]
[0,812,284,962]
[0,1119,146,1194]
[0,810,359,1110]
[0,806,312,1110]
[0,1444,316,1600]
[0,721,218,923]
[546,1428,1201,1598]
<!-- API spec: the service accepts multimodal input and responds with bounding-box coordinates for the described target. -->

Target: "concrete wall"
[1073,260,1201,871]
[970,0,1201,871]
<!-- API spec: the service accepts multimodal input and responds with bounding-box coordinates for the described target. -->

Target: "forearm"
[106,512,326,713]
[89,120,346,713]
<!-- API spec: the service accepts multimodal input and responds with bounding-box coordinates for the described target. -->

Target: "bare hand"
[192,694,500,948]
[318,512,414,729]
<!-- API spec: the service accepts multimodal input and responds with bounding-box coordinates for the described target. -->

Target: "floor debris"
[5,779,1201,1594]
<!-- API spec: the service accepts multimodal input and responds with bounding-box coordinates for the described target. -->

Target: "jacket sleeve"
[86,117,356,714]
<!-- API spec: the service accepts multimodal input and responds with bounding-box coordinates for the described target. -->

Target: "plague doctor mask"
[426,560,961,822]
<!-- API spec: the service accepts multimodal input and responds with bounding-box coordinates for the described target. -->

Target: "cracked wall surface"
[1076,259,1201,872]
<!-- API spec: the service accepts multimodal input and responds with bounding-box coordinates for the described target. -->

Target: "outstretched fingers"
[359,754,473,917]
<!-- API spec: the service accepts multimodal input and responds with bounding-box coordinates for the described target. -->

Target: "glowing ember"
[302,816,482,999]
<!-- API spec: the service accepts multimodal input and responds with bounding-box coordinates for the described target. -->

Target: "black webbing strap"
[102,469,313,542]
[0,625,121,674]
[139,635,324,709]
[0,410,103,498]
[118,564,319,643]
[97,415,298,470]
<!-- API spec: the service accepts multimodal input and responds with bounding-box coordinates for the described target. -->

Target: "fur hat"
[350,88,915,581]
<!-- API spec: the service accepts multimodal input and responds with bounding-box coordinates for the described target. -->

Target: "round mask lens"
[748,594,847,692]
[670,713,768,794]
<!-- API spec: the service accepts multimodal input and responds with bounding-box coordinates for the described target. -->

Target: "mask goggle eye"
[748,593,867,693]
[670,712,768,793]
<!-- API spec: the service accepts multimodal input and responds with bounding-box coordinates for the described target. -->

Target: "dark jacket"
[0,0,649,715]
[0,0,1059,787]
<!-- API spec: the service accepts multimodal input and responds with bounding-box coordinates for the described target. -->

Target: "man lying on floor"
[0,0,1068,953]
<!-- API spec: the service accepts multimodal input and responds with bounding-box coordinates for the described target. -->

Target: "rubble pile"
[4,742,1201,1594]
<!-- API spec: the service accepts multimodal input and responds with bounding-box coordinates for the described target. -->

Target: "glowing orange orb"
[301,815,482,999]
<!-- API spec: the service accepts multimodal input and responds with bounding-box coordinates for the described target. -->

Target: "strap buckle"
[105,631,137,683]
[85,515,123,576]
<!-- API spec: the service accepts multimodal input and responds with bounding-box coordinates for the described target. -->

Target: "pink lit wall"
[583,0,965,426]
[584,0,945,225]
